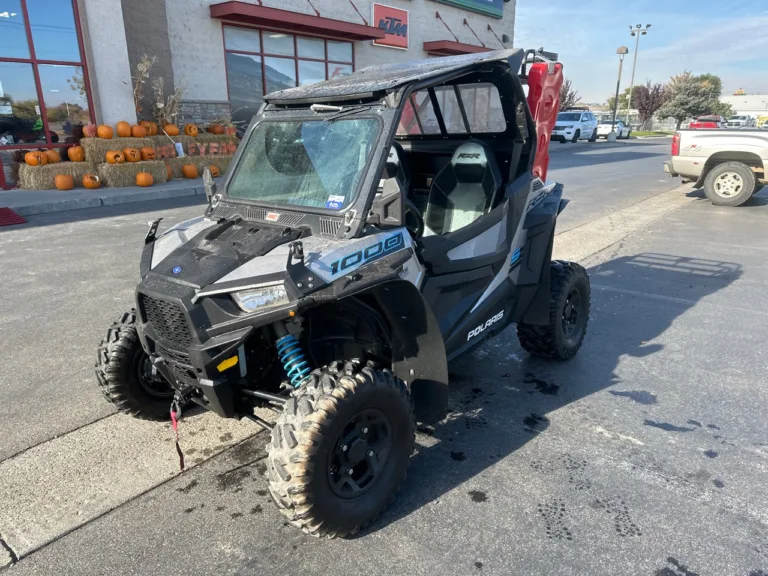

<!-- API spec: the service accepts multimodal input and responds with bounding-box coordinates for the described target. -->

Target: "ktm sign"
[372,4,408,50]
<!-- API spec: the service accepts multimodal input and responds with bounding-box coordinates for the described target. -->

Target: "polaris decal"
[467,311,504,341]
[329,232,404,276]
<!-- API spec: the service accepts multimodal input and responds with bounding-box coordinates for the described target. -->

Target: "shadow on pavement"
[361,252,742,535]
[685,187,768,207]
[551,149,667,170]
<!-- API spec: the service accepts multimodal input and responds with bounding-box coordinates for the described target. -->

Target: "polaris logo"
[467,311,504,341]
[458,153,481,159]
[378,16,407,37]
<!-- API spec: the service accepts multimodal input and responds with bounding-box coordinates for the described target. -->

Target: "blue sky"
[514,0,768,103]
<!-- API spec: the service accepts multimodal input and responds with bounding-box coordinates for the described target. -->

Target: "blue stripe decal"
[510,247,523,266]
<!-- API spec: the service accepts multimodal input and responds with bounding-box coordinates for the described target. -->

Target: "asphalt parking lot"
[2,140,767,575]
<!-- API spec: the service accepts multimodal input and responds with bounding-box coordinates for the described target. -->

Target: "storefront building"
[0,0,515,188]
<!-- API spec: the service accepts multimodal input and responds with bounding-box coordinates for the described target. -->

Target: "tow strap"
[170,400,185,471]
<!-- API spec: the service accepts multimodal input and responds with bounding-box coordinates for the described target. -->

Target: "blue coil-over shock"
[276,334,311,388]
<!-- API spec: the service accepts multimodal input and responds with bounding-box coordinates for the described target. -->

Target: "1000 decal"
[329,233,404,276]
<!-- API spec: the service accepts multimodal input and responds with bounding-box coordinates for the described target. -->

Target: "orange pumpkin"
[136,172,154,187]
[131,125,147,138]
[55,174,74,190]
[184,124,199,137]
[83,123,98,138]
[97,125,113,139]
[165,163,173,180]
[123,148,141,163]
[106,150,125,164]
[82,173,101,189]
[45,149,61,163]
[67,146,85,162]
[163,124,180,136]
[224,125,237,136]
[139,120,158,136]
[181,164,199,179]
[206,124,225,135]
[139,146,156,161]
[24,151,48,166]
[116,121,131,138]
[208,165,220,177]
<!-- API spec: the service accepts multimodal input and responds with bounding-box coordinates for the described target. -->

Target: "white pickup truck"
[664,129,767,206]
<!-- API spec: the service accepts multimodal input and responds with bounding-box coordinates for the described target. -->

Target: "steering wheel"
[403,196,425,239]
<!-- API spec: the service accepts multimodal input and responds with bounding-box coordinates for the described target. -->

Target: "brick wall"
[179,100,232,126]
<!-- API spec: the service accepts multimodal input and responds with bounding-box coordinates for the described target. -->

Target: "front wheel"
[268,361,415,537]
[95,310,174,420]
[517,261,591,360]
[571,130,580,143]
[703,161,756,206]
[588,128,597,142]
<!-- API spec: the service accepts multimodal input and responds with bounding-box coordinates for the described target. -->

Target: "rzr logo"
[378,16,407,37]
[467,311,504,341]
[329,233,404,276]
[458,153,481,159]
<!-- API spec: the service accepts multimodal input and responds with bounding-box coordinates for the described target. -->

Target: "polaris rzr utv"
[95,48,590,537]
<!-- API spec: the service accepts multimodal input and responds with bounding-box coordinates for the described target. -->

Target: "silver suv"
[552,109,598,143]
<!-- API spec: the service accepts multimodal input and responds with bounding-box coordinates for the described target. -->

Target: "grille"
[278,213,304,226]
[169,362,197,385]
[247,207,267,221]
[140,294,193,348]
[554,125,565,130]
[320,218,342,236]
[156,344,191,366]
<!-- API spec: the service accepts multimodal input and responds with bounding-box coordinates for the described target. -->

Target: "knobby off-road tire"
[95,309,174,420]
[268,361,415,538]
[517,261,591,360]
[703,161,756,207]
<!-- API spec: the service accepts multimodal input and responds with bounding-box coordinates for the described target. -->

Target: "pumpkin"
[82,173,101,189]
[208,165,220,177]
[24,151,48,166]
[139,120,158,136]
[123,147,141,163]
[136,172,154,187]
[67,145,85,162]
[139,146,156,161]
[131,125,147,138]
[181,164,199,179]
[83,123,98,138]
[165,163,173,180]
[97,124,113,139]
[184,123,199,137]
[55,174,74,190]
[224,125,237,136]
[105,150,125,164]
[116,121,131,138]
[45,149,61,163]
[163,124,180,136]
[206,124,225,135]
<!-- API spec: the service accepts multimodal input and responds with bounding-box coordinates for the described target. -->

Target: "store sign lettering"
[431,0,504,19]
[372,3,409,50]
[151,141,238,160]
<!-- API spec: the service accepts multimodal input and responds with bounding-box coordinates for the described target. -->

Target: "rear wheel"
[703,161,756,206]
[268,361,414,537]
[571,130,580,143]
[517,261,591,360]
[95,310,174,420]
[588,128,597,142]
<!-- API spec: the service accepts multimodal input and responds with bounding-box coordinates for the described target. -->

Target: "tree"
[607,87,632,113]
[711,100,734,118]
[633,81,667,130]
[658,72,726,129]
[559,78,580,111]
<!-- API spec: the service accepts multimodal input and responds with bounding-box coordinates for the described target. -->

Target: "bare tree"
[633,80,667,130]
[559,78,581,111]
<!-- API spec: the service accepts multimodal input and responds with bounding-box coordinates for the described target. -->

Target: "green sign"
[432,0,504,19]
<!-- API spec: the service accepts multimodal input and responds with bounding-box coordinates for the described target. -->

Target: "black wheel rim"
[562,288,583,340]
[327,408,392,499]
[133,352,174,399]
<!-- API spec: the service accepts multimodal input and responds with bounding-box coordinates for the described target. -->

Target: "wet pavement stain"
[183,507,196,514]
[216,468,251,491]
[229,440,265,466]
[524,373,559,395]
[654,557,700,576]
[255,462,267,476]
[451,451,466,461]
[687,420,702,427]
[231,512,243,519]
[713,479,725,489]
[687,469,711,482]
[215,506,226,512]
[706,423,721,430]
[474,561,483,570]
[256,489,268,496]
[416,425,435,436]
[219,432,233,442]
[703,450,718,458]
[609,390,657,405]
[592,497,641,537]
[468,490,488,503]
[176,479,198,494]
[250,505,263,514]
[644,420,696,433]
[537,498,572,540]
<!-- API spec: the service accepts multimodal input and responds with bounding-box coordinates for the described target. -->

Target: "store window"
[223,25,354,131]
[0,0,94,188]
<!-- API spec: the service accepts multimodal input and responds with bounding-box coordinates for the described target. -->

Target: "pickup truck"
[664,129,767,206]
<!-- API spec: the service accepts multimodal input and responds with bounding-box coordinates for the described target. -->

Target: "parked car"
[552,109,598,143]
[688,115,726,129]
[664,129,767,206]
[759,121,768,130]
[596,119,631,139]
[726,115,755,128]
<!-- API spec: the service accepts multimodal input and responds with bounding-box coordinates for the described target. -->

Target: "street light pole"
[612,47,629,133]
[625,23,651,125]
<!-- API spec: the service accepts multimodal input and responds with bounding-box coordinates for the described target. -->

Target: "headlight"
[232,283,289,313]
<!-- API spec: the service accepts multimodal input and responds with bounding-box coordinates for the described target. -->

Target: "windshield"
[557,113,581,121]
[600,119,619,125]
[227,118,380,211]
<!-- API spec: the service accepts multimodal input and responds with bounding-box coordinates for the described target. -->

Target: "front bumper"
[552,129,575,141]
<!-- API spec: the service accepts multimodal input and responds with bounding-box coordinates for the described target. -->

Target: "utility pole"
[612,47,629,138]
[625,24,651,125]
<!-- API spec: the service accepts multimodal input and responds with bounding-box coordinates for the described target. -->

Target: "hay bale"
[81,137,153,163]
[98,160,169,188]
[18,162,98,190]
[166,155,234,179]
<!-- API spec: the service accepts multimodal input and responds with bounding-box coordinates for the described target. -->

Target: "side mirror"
[203,167,217,202]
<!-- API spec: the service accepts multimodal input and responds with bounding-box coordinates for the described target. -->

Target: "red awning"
[210,1,385,42]
[423,40,491,56]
